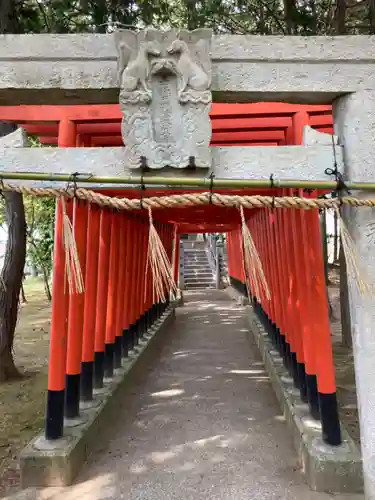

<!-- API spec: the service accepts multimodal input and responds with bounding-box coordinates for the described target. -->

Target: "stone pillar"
[333,90,375,499]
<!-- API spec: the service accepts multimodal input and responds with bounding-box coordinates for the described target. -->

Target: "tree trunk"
[20,282,27,304]
[283,0,297,34]
[0,123,27,382]
[369,0,375,34]
[335,0,347,34]
[42,267,52,302]
[340,242,352,347]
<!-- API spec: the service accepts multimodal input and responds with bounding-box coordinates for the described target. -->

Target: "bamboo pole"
[1,171,375,191]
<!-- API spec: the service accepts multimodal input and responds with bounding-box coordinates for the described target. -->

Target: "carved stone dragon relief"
[114,28,212,169]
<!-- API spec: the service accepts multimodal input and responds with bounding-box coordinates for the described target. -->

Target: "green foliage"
[0,136,55,279]
[8,0,375,38]
[25,197,55,278]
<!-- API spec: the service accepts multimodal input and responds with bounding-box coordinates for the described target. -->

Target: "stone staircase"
[182,243,216,290]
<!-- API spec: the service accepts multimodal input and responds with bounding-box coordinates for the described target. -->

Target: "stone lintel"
[1,34,375,105]
[0,144,342,188]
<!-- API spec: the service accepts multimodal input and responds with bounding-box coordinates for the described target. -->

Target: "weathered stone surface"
[115,28,212,169]
[234,298,363,494]
[2,34,375,104]
[333,90,375,499]
[0,128,27,148]
[302,125,338,146]
[0,143,344,188]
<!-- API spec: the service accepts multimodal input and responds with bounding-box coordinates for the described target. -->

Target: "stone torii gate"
[1,30,375,497]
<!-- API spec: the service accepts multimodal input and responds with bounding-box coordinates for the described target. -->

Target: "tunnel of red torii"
[1,102,340,455]
[0,101,333,234]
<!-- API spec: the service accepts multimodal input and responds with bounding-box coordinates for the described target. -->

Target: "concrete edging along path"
[225,287,362,494]
[19,306,176,488]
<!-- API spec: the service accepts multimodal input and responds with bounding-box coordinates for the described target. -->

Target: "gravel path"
[5,291,362,500]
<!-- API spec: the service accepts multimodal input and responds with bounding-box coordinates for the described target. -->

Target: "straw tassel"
[61,197,84,295]
[146,208,177,303]
[336,207,371,297]
[239,205,270,301]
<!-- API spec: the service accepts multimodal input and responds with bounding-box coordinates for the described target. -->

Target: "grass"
[0,277,51,497]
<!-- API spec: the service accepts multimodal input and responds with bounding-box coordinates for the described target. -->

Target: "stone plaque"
[114,28,212,169]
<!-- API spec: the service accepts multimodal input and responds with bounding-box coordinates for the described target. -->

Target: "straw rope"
[61,198,85,294]
[146,208,177,304]
[2,183,375,210]
[239,206,271,301]
[4,182,370,298]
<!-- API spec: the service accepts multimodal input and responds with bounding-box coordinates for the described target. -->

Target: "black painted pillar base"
[306,373,320,420]
[151,304,156,325]
[134,319,140,345]
[280,335,287,366]
[275,328,283,355]
[297,362,308,403]
[80,361,93,401]
[284,341,291,373]
[122,329,129,358]
[114,336,122,369]
[290,351,299,388]
[93,351,104,389]
[137,315,144,339]
[65,373,80,419]
[319,392,342,446]
[45,389,65,440]
[104,343,114,378]
[129,323,136,349]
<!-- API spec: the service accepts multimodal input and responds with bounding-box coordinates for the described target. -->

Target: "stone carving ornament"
[114,28,212,169]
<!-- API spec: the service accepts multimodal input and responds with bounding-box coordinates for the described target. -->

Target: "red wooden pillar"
[264,207,280,339]
[256,210,270,316]
[295,189,320,419]
[292,111,310,145]
[122,216,135,354]
[65,199,88,419]
[58,120,76,148]
[45,199,71,439]
[271,201,288,361]
[280,191,300,384]
[93,209,111,388]
[104,210,120,378]
[114,213,126,368]
[305,196,341,445]
[130,221,141,344]
[288,188,308,402]
[137,221,148,337]
[80,203,100,401]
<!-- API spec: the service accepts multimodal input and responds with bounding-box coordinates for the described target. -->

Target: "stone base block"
[20,307,176,488]
[226,285,249,305]
[246,309,363,494]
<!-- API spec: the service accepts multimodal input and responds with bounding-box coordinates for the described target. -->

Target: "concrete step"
[185,279,215,285]
[184,252,207,257]
[184,262,211,269]
[184,255,209,262]
[185,278,214,283]
[184,283,216,290]
[185,271,213,278]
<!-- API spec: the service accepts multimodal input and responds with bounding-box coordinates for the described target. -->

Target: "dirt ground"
[0,270,360,498]
[0,278,50,497]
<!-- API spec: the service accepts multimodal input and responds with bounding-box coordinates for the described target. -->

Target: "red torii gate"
[0,102,340,458]
[0,102,332,148]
